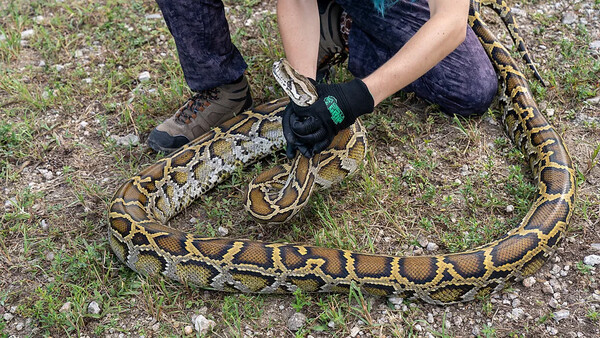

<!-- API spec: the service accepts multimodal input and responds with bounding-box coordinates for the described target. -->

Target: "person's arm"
[364,0,470,105]
[277,0,320,79]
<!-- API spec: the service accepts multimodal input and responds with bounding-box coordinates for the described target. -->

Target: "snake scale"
[108,0,576,304]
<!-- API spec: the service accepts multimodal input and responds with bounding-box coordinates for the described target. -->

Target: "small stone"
[553,310,570,322]
[74,49,83,58]
[511,308,525,320]
[551,264,562,275]
[523,276,536,288]
[79,121,89,128]
[193,314,215,334]
[55,64,65,72]
[546,109,555,117]
[591,41,600,50]
[184,325,194,335]
[472,326,480,336]
[505,205,514,213]
[591,243,600,251]
[40,219,49,231]
[145,13,162,19]
[39,60,46,67]
[15,321,24,331]
[217,226,229,236]
[83,78,92,84]
[3,313,14,321]
[584,255,600,266]
[287,312,306,331]
[59,302,72,313]
[111,134,140,146]
[542,282,554,294]
[34,15,44,23]
[549,298,559,309]
[21,29,35,39]
[585,96,600,105]
[327,320,335,328]
[426,242,439,252]
[512,299,521,308]
[417,236,428,248]
[45,251,54,261]
[414,324,423,332]
[350,326,360,337]
[547,326,558,335]
[0,33,5,41]
[562,12,577,25]
[38,169,54,180]
[388,296,403,305]
[427,313,434,324]
[87,301,101,314]
[138,71,151,82]
[152,323,160,331]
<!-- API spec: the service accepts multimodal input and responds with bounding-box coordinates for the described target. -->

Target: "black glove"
[282,104,311,159]
[287,78,374,157]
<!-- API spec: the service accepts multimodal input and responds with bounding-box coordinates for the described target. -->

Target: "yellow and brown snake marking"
[109,0,575,304]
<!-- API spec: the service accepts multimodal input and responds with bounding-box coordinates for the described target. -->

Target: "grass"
[1,0,599,337]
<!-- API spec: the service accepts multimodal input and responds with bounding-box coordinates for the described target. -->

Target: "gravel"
[287,312,306,331]
[584,255,600,266]
[87,301,101,314]
[193,314,215,334]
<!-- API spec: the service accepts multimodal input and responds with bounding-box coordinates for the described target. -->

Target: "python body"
[108,0,575,304]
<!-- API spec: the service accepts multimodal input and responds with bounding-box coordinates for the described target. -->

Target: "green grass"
[0,0,599,337]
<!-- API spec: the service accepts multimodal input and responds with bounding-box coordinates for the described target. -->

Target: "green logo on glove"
[324,96,344,125]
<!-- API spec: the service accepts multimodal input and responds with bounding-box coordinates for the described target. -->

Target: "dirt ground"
[1,0,599,337]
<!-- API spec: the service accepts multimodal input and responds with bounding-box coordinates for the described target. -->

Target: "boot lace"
[175,88,220,124]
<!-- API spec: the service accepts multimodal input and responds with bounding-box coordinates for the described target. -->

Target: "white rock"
[87,301,101,314]
[287,312,306,331]
[34,15,44,23]
[55,64,65,72]
[585,96,600,105]
[584,255,600,266]
[0,33,5,41]
[417,236,428,248]
[3,313,14,321]
[591,243,600,251]
[511,308,525,320]
[74,49,83,58]
[193,314,215,334]
[350,326,360,337]
[562,12,577,25]
[83,78,92,84]
[16,322,24,331]
[40,219,49,231]
[79,121,89,128]
[145,13,162,20]
[38,168,54,180]
[549,297,559,309]
[591,41,600,49]
[217,226,229,236]
[426,242,439,252]
[152,323,160,331]
[111,134,140,146]
[506,205,514,213]
[547,326,558,335]
[60,302,72,313]
[553,310,570,322]
[184,325,194,335]
[542,282,554,294]
[522,276,536,288]
[388,296,403,305]
[138,71,151,82]
[546,109,555,117]
[21,29,35,39]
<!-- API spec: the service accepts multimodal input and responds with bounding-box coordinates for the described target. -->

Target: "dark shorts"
[157,0,497,116]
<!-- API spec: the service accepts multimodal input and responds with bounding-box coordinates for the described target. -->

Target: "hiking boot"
[316,0,349,82]
[147,75,253,153]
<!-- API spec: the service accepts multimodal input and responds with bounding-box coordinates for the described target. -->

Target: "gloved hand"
[284,78,374,158]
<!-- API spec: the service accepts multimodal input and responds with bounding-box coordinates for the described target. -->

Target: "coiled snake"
[108,0,575,304]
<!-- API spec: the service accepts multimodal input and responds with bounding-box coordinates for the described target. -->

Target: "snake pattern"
[108,0,576,304]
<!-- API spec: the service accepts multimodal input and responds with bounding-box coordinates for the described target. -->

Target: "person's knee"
[443,73,498,117]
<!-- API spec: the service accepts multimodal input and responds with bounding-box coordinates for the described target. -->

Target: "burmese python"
[108,0,576,304]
